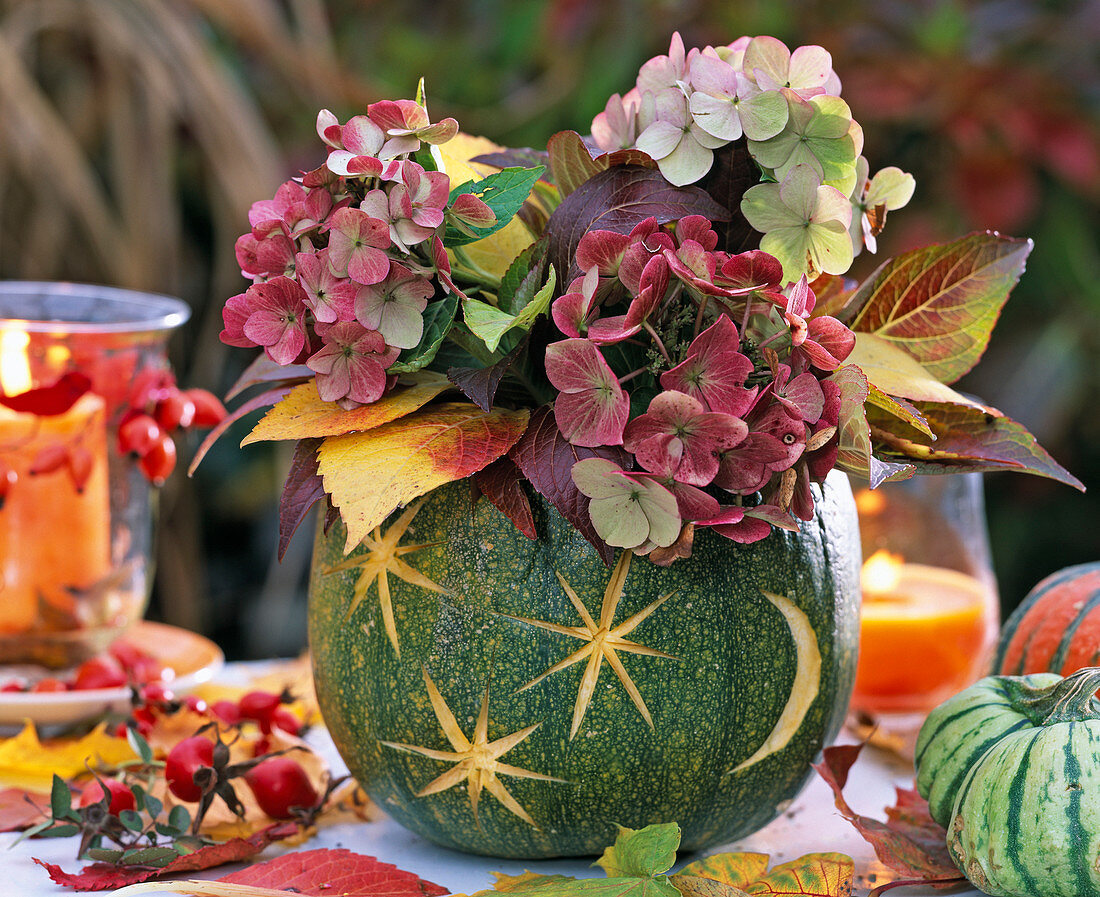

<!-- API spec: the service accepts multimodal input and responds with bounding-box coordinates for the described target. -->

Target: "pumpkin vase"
[308,471,861,858]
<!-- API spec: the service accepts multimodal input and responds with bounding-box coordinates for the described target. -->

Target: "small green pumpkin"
[914,671,1061,828]
[931,668,1100,897]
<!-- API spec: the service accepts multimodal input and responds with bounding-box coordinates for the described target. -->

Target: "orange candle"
[852,551,998,714]
[0,333,111,634]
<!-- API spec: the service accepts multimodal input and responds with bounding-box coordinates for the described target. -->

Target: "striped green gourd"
[945,667,1100,897]
[914,672,1061,828]
[994,562,1100,676]
[308,473,860,858]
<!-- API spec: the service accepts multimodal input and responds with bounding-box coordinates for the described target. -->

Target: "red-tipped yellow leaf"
[745,853,854,897]
[242,372,451,445]
[318,403,530,550]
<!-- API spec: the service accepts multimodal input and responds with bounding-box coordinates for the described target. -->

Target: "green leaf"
[119,845,181,867]
[85,847,125,863]
[463,266,556,352]
[119,809,144,831]
[49,775,71,820]
[446,166,545,246]
[389,294,459,373]
[596,823,680,878]
[499,237,550,315]
[126,727,155,765]
[845,232,1033,383]
[39,823,80,838]
[866,384,933,438]
[143,793,163,820]
[167,804,191,832]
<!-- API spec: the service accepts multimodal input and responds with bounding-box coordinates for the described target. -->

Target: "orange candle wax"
[0,394,111,634]
[852,553,997,714]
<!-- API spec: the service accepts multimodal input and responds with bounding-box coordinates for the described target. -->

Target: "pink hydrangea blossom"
[354,263,434,349]
[296,250,357,324]
[240,276,311,365]
[306,322,400,407]
[325,207,391,285]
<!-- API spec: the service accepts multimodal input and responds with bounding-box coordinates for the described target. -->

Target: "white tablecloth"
[1,663,982,896]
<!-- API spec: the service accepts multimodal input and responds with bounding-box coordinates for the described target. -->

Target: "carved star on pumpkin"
[382,668,565,828]
[508,551,677,739]
[321,497,446,657]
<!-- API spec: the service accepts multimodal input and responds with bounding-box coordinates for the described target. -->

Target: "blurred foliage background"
[1,0,1096,658]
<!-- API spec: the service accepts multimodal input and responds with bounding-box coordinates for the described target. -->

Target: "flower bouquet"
[211,33,1080,857]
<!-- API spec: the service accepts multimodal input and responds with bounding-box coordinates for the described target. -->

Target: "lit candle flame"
[0,330,32,397]
[862,549,905,596]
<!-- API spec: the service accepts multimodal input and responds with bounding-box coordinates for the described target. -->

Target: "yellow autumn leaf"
[242,371,452,445]
[678,853,771,891]
[744,852,854,897]
[847,333,985,409]
[439,132,536,279]
[318,402,530,551]
[0,722,136,791]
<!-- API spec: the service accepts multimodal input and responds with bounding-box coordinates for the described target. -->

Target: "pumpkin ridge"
[1062,722,1092,897]
[1051,591,1100,677]
[1003,730,1043,896]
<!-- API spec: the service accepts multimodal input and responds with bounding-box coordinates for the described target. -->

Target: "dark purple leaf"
[225,352,312,401]
[473,457,537,540]
[186,385,294,476]
[279,437,325,560]
[447,335,528,412]
[508,405,630,565]
[546,166,730,285]
[696,140,763,255]
[546,130,657,197]
[471,148,551,175]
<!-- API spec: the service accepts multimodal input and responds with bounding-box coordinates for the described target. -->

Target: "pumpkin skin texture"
[914,672,1061,828]
[994,562,1100,676]
[945,668,1100,897]
[308,474,860,858]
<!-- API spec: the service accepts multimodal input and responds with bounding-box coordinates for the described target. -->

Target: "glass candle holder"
[847,473,1000,756]
[0,282,189,668]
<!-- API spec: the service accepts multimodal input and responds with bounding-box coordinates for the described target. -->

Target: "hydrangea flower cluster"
[216,33,1075,568]
[220,98,495,408]
[591,34,914,283]
[546,215,856,555]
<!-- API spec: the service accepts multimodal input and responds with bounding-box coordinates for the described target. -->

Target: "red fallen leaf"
[473,456,537,540]
[0,371,91,416]
[813,744,965,890]
[218,847,450,896]
[34,822,297,891]
[0,787,48,831]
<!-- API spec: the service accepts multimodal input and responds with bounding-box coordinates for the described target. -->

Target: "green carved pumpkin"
[308,473,860,858]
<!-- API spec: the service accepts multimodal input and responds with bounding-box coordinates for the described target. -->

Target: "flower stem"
[643,322,672,365]
[694,295,710,339]
[618,366,649,385]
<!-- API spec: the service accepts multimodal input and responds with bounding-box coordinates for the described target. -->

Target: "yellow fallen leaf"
[318,402,530,551]
[0,722,136,791]
[242,372,452,445]
[678,853,770,890]
[439,132,536,280]
[847,333,985,409]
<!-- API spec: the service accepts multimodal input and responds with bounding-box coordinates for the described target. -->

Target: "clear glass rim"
[0,281,190,334]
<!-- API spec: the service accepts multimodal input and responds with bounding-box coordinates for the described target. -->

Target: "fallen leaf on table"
[0,785,48,830]
[812,743,965,891]
[104,847,450,897]
[34,821,297,891]
[461,824,853,897]
[0,723,135,791]
[676,852,853,897]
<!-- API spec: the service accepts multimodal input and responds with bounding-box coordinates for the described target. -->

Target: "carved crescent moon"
[732,590,822,772]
